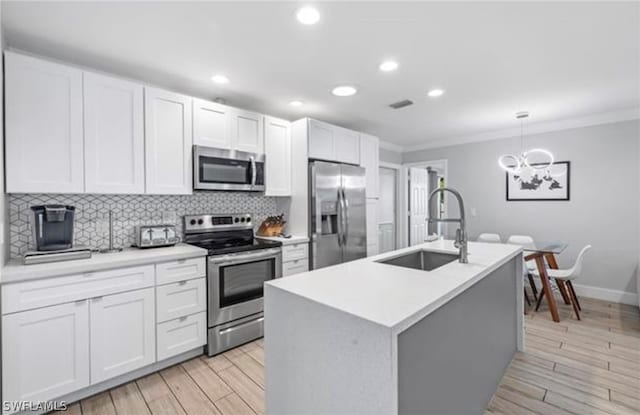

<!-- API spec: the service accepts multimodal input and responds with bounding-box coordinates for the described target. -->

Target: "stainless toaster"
[134,224,179,248]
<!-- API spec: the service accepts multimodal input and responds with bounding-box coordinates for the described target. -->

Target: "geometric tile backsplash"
[8,192,280,258]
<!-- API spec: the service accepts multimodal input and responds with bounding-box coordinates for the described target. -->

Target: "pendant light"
[498,112,554,178]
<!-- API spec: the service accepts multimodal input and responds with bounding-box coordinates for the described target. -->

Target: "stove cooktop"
[182,213,282,256]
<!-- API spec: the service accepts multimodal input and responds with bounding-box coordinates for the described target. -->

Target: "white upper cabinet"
[308,119,360,164]
[90,288,156,384]
[145,87,193,194]
[264,116,292,196]
[359,134,380,199]
[231,108,264,154]
[2,301,90,404]
[5,51,84,193]
[308,119,335,161]
[193,98,232,149]
[84,72,145,194]
[334,127,360,165]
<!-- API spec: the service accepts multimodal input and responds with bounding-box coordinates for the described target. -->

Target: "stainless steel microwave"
[193,146,265,191]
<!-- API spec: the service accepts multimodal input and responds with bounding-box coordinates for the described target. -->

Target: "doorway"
[403,160,448,247]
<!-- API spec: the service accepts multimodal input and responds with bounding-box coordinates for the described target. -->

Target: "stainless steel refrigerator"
[309,160,367,269]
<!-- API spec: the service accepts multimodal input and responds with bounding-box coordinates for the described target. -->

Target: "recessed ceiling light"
[331,86,357,97]
[296,6,320,25]
[379,60,399,72]
[289,100,304,107]
[211,74,229,84]
[427,88,445,97]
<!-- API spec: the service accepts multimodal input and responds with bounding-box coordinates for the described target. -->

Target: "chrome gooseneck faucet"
[427,187,468,264]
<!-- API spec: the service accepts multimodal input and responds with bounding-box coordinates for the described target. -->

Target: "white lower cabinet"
[282,241,310,277]
[90,288,156,384]
[156,278,206,323]
[1,258,210,413]
[283,258,308,276]
[157,312,207,361]
[2,301,90,404]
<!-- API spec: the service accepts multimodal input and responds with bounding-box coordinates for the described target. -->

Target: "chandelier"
[498,112,554,181]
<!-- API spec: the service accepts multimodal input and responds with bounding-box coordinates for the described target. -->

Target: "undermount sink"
[378,250,458,271]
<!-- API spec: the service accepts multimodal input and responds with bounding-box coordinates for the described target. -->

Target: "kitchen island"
[264,240,524,415]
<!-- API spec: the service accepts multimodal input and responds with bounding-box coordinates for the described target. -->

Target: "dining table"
[523,241,569,322]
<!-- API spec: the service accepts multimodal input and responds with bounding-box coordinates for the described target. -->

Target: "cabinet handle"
[179,316,188,321]
[75,299,87,305]
[178,280,187,285]
[92,296,103,301]
[178,259,187,264]
[84,272,94,278]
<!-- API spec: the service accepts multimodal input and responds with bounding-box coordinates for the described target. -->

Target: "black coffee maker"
[30,205,75,251]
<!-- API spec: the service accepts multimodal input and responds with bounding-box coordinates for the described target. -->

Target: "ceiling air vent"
[389,99,414,109]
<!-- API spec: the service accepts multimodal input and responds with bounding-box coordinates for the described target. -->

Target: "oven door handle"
[209,248,281,265]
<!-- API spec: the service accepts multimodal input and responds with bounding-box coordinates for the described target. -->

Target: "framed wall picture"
[506,161,570,201]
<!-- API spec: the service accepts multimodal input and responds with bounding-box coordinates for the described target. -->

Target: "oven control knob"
[197,219,204,225]
[234,217,239,223]
[246,217,251,223]
[190,219,196,225]
[240,217,246,222]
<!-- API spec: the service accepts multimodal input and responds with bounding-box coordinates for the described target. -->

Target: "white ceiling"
[2,1,639,149]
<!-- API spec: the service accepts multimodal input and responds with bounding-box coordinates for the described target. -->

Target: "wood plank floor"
[70,295,639,415]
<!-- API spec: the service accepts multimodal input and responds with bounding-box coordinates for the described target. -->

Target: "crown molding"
[378,139,403,153]
[401,107,640,153]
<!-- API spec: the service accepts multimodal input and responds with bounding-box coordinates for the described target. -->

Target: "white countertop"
[1,243,207,284]
[266,240,522,333]
[256,235,309,246]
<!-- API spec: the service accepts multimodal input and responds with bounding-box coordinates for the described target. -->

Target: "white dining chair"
[477,233,501,243]
[533,245,592,320]
[507,235,540,302]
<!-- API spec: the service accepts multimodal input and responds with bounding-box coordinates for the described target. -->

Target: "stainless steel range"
[183,213,282,356]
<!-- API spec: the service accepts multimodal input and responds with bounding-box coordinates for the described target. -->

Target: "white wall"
[380,148,402,164]
[403,120,640,298]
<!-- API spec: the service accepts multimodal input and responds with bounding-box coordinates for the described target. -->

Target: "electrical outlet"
[470,208,477,217]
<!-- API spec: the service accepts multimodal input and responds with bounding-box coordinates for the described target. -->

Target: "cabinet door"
[193,98,232,149]
[84,72,145,194]
[90,288,156,384]
[231,109,264,154]
[359,134,380,199]
[145,87,193,194]
[366,199,379,256]
[264,116,292,196]
[2,301,90,403]
[5,51,84,193]
[308,119,335,161]
[335,127,360,165]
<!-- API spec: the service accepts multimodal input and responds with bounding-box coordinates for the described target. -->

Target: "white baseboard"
[572,283,639,307]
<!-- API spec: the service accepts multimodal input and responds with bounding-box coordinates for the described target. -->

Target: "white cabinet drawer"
[283,243,308,262]
[156,278,206,323]
[156,257,206,286]
[283,259,309,277]
[157,312,206,361]
[2,265,155,315]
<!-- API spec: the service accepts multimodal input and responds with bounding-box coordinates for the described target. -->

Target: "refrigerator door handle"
[341,187,349,245]
[336,189,343,246]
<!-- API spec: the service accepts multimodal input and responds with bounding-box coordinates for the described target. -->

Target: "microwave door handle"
[38,213,43,239]
[250,156,257,186]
